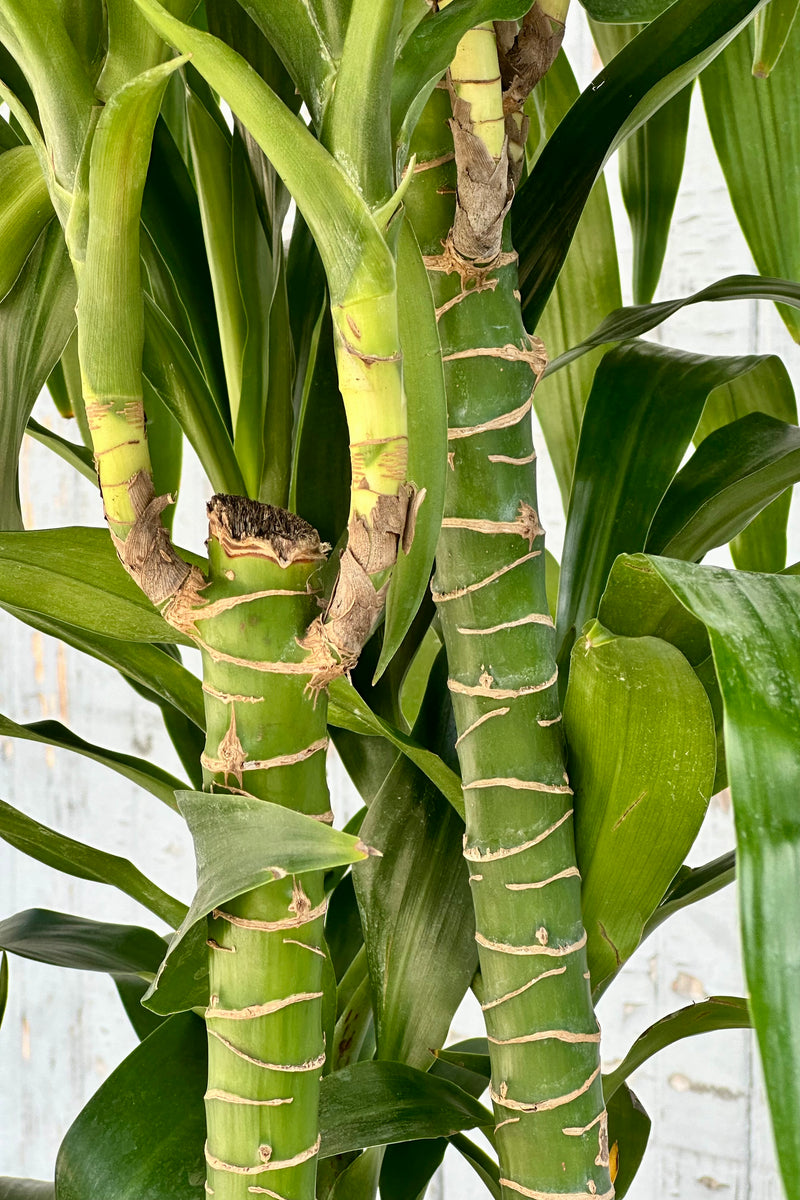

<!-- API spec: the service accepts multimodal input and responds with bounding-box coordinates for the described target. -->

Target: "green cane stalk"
[195,496,331,1200]
[406,18,612,1200]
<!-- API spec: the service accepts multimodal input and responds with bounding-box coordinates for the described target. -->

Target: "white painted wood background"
[1,13,798,1196]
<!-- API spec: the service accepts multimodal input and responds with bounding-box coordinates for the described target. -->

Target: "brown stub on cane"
[110,470,191,606]
[448,88,514,264]
[300,484,418,692]
[207,494,328,566]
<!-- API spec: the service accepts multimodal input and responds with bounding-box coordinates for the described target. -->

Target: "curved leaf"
[751,0,800,75]
[0,220,75,530]
[603,996,751,1099]
[525,49,622,504]
[701,16,800,339]
[0,711,186,810]
[590,21,692,304]
[648,559,800,1194]
[328,677,463,816]
[0,1181,54,1200]
[557,342,785,655]
[549,274,800,375]
[0,602,205,730]
[0,951,7,1026]
[55,1013,207,1200]
[607,1084,651,1199]
[0,145,52,303]
[647,412,800,562]
[376,219,446,680]
[581,0,669,16]
[24,417,95,484]
[353,654,476,1070]
[0,908,166,977]
[565,622,716,993]
[0,795,187,928]
[0,527,192,645]
[644,850,736,937]
[145,791,371,1014]
[515,0,768,327]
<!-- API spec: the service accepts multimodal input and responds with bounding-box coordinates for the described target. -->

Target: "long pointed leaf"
[0,908,166,977]
[701,17,800,339]
[0,796,187,928]
[648,560,800,1194]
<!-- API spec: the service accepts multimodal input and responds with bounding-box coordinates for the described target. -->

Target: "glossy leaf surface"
[549,275,800,375]
[565,623,716,992]
[604,996,751,1098]
[525,49,622,504]
[0,711,185,810]
[0,796,186,928]
[647,412,800,562]
[590,21,691,304]
[0,908,166,977]
[0,145,52,303]
[0,527,191,646]
[515,0,768,327]
[607,1085,651,1199]
[702,17,800,339]
[648,559,800,1193]
[145,791,370,1013]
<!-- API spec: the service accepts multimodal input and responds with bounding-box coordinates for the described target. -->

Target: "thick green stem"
[407,71,612,1200]
[195,495,331,1200]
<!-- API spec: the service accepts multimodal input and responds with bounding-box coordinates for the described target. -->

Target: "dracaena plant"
[0,0,799,1198]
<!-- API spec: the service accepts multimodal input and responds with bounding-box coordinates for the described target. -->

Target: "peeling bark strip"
[211,898,328,932]
[432,549,541,601]
[108,470,191,606]
[464,775,573,794]
[204,1137,321,1174]
[204,1090,293,1107]
[491,1065,601,1113]
[506,866,582,890]
[448,667,558,699]
[488,1028,601,1046]
[463,809,574,862]
[476,930,588,957]
[208,1030,326,1072]
[481,966,567,1011]
[206,992,324,1021]
[500,1183,615,1200]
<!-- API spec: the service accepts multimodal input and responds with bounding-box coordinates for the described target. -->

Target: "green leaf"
[557,342,786,656]
[550,275,800,375]
[0,145,52,303]
[565,622,716,993]
[56,1015,493,1200]
[580,0,671,20]
[0,951,7,1027]
[142,295,246,495]
[328,676,463,816]
[701,16,800,339]
[525,49,622,505]
[751,0,800,75]
[144,790,371,1013]
[604,996,751,1099]
[0,795,187,928]
[515,0,770,328]
[647,412,800,562]
[0,602,205,730]
[590,22,692,304]
[380,1140,447,1200]
[647,560,800,1194]
[450,1135,501,1199]
[230,0,337,126]
[607,1084,651,1199]
[0,220,75,529]
[142,117,228,414]
[113,974,166,1041]
[693,354,796,572]
[55,1013,207,1200]
[0,711,186,810]
[353,655,475,1070]
[0,527,192,645]
[24,417,96,484]
[644,850,736,938]
[135,0,393,305]
[0,1181,54,1199]
[320,1062,493,1156]
[0,908,166,977]
[185,87,245,425]
[376,219,446,680]
[326,1147,382,1200]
